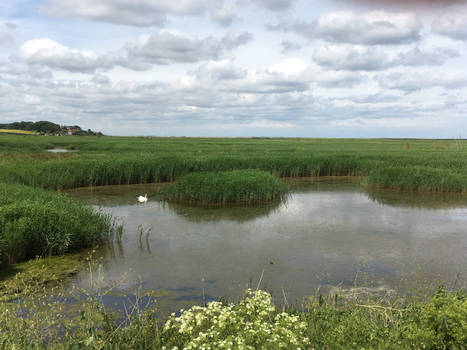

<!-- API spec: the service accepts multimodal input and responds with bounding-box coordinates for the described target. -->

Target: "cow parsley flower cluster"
[162,289,310,349]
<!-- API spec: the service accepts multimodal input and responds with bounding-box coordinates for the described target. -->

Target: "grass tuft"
[163,170,289,204]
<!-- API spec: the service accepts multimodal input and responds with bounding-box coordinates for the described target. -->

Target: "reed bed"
[0,183,115,266]
[365,166,466,192]
[163,170,289,204]
[1,135,467,192]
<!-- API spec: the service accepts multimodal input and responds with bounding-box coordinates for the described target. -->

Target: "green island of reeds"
[163,169,289,204]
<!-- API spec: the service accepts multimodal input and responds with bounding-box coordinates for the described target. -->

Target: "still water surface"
[68,178,467,311]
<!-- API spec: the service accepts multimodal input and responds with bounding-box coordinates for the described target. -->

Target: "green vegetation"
[163,170,289,204]
[0,183,114,267]
[1,135,466,192]
[0,286,465,349]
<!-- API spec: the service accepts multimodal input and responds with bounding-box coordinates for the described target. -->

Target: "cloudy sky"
[1,0,467,137]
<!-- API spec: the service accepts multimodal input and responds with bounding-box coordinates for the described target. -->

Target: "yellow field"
[0,129,38,135]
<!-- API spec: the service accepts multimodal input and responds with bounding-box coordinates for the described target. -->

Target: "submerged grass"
[163,170,289,204]
[0,183,115,267]
[0,252,86,301]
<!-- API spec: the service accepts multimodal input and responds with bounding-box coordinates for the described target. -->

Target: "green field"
[0,134,466,349]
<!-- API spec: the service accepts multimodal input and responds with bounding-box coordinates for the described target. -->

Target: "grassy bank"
[163,170,289,204]
[0,286,465,349]
[0,183,114,266]
[1,135,467,192]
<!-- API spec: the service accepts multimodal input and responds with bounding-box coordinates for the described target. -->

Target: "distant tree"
[0,120,103,136]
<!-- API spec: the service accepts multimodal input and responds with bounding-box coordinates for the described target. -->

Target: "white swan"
[137,193,148,203]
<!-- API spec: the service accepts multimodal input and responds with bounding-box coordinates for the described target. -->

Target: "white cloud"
[40,0,238,27]
[0,23,16,46]
[213,69,310,94]
[221,31,254,50]
[270,10,422,45]
[394,46,459,66]
[18,30,253,73]
[194,60,248,80]
[210,2,237,26]
[125,31,223,65]
[252,0,298,11]
[338,0,467,8]
[313,45,389,71]
[312,44,458,71]
[280,40,302,54]
[378,71,467,91]
[432,12,467,40]
[19,38,102,73]
[312,70,365,88]
[269,58,308,76]
[2,0,467,137]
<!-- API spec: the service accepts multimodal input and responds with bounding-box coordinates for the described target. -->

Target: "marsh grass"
[0,183,116,267]
[1,135,467,192]
[162,170,289,204]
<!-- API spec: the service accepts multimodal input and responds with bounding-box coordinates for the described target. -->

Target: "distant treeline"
[0,121,103,136]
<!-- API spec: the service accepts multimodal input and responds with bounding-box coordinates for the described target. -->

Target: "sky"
[0,0,467,137]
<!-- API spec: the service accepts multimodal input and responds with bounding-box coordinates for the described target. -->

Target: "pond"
[46,148,77,153]
[67,178,467,312]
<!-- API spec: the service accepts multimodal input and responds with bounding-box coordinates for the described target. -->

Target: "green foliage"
[0,287,465,349]
[0,184,114,266]
[164,170,289,204]
[403,287,467,349]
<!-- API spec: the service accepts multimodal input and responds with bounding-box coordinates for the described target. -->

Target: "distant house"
[67,128,80,135]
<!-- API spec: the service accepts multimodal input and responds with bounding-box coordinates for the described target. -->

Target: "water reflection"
[365,187,467,209]
[164,200,282,223]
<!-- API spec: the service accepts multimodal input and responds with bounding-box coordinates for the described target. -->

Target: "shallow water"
[46,148,77,153]
[68,178,467,312]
